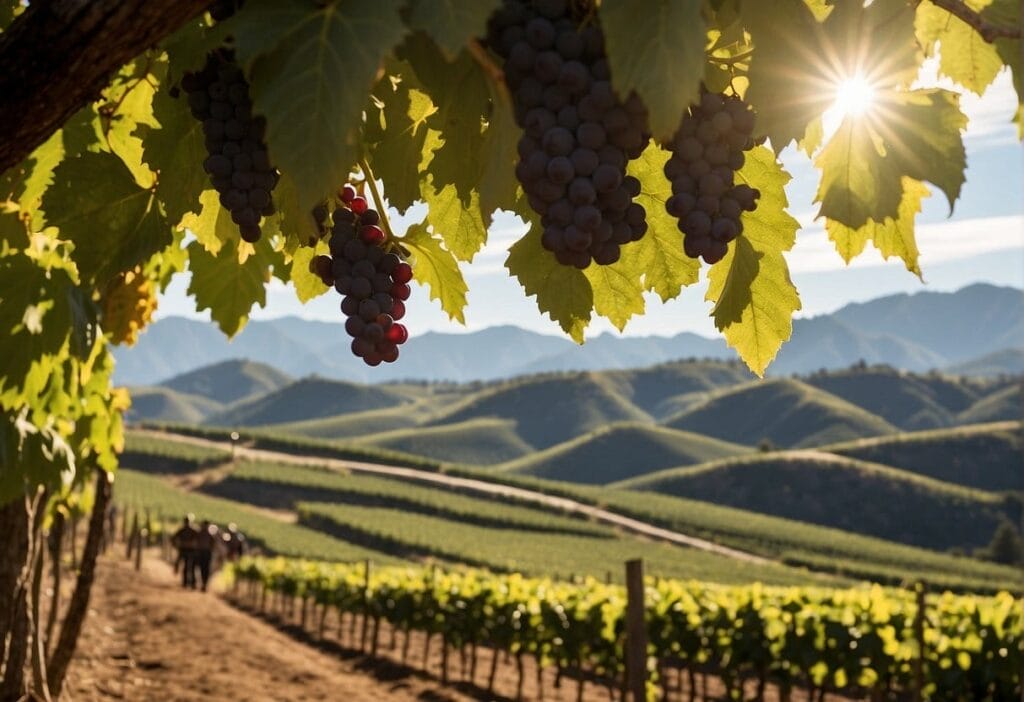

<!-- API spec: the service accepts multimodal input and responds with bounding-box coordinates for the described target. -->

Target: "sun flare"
[832,74,877,118]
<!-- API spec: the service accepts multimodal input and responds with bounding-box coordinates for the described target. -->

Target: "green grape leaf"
[822,0,920,89]
[43,152,171,286]
[826,178,931,277]
[290,242,331,303]
[406,0,501,59]
[742,0,831,150]
[506,223,592,343]
[179,190,237,255]
[624,142,700,301]
[143,84,208,228]
[0,253,89,400]
[814,116,903,229]
[706,146,801,376]
[402,36,518,218]
[599,0,706,142]
[101,62,161,188]
[186,237,283,337]
[233,0,408,209]
[0,411,76,506]
[984,1,1021,136]
[583,263,645,332]
[424,182,487,262]
[402,220,469,323]
[916,1,1003,95]
[878,89,967,212]
[368,69,435,213]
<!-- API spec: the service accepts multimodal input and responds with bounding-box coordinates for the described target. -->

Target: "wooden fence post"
[126,512,138,560]
[360,559,372,652]
[625,559,648,702]
[912,581,927,702]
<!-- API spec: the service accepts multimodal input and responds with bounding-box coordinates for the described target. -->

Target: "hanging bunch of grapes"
[310,185,412,367]
[486,0,650,269]
[663,90,761,264]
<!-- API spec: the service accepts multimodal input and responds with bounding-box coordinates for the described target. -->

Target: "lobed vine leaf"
[424,182,488,263]
[178,190,238,256]
[233,0,408,210]
[143,83,208,228]
[506,222,592,343]
[290,242,331,303]
[599,0,707,142]
[826,178,931,277]
[623,142,701,302]
[43,151,171,286]
[402,221,469,323]
[706,146,801,376]
[186,236,284,337]
[916,0,1004,95]
[406,0,501,59]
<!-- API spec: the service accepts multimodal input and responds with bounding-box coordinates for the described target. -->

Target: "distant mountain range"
[115,283,1024,385]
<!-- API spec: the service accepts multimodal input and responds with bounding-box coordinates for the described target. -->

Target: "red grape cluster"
[486,0,650,268]
[310,186,411,366]
[182,49,277,243]
[664,91,760,264]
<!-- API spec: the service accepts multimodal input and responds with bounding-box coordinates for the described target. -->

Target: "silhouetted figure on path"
[222,522,247,562]
[195,520,219,591]
[170,514,199,589]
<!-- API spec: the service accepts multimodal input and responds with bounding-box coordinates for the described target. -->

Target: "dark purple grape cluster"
[181,49,277,243]
[310,185,411,367]
[664,91,760,264]
[486,0,650,268]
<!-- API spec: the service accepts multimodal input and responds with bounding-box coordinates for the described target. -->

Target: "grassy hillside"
[825,421,1023,492]
[603,361,752,418]
[268,402,434,439]
[161,358,293,405]
[946,348,1024,377]
[207,376,412,427]
[499,422,747,484]
[616,451,1011,552]
[125,386,223,424]
[354,418,533,464]
[957,385,1022,425]
[427,372,651,449]
[124,429,1022,592]
[803,367,981,429]
[664,378,896,448]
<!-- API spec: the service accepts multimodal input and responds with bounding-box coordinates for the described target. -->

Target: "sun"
[832,74,877,118]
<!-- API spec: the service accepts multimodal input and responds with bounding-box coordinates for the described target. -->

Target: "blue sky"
[158,68,1024,339]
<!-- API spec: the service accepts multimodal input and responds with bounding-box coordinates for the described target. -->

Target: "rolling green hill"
[603,361,753,418]
[499,422,748,484]
[124,386,224,424]
[803,367,983,429]
[268,402,433,439]
[664,378,896,448]
[426,372,651,449]
[946,348,1024,377]
[616,451,1011,552]
[824,421,1023,492]
[207,376,413,427]
[957,385,1022,425]
[354,418,534,464]
[161,358,293,405]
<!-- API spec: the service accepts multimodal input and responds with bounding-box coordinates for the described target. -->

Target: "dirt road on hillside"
[135,429,769,565]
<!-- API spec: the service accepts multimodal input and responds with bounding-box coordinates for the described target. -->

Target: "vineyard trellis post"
[625,559,648,702]
[912,581,928,702]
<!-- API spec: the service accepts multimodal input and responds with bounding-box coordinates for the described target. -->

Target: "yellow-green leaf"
[706,146,801,376]
[506,223,592,343]
[290,242,330,303]
[916,0,1003,95]
[402,221,468,324]
[424,182,487,263]
[179,190,237,256]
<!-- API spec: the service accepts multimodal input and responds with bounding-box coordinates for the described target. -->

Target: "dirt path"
[64,554,478,702]
[136,429,769,565]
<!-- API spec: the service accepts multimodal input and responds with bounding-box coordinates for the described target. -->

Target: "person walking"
[170,514,199,589]
[222,522,247,562]
[195,520,219,592]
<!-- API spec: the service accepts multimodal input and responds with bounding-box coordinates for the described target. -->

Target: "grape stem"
[358,157,396,241]
[467,39,512,105]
